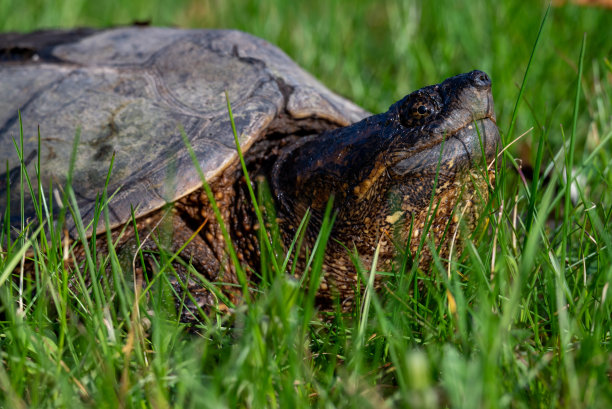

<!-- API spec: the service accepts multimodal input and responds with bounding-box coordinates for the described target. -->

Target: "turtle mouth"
[427,90,497,148]
[450,116,500,167]
[392,116,500,177]
[447,88,498,165]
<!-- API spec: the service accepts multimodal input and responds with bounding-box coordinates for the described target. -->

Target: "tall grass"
[1,0,611,407]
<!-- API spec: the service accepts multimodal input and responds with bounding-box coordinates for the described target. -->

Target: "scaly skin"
[271,70,499,309]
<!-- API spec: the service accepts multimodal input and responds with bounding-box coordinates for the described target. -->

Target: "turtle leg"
[106,209,234,322]
[160,211,235,321]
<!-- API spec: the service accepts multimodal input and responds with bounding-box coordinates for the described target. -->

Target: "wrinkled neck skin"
[272,70,500,298]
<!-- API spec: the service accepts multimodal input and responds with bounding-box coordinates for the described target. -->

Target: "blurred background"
[1,0,611,163]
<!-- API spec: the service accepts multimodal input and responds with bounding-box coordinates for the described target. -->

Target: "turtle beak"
[463,70,496,124]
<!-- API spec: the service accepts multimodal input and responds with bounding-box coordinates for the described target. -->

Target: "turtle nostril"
[471,70,491,88]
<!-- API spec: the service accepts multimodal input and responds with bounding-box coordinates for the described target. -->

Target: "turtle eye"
[399,95,438,128]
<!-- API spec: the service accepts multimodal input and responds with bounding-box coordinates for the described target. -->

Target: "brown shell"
[0,27,367,235]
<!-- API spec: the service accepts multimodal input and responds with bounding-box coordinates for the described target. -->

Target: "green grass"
[1,0,612,407]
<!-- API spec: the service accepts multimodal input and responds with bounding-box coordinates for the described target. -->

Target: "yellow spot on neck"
[385,210,404,225]
[354,163,386,200]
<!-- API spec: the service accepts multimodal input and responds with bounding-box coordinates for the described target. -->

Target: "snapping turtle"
[0,27,499,315]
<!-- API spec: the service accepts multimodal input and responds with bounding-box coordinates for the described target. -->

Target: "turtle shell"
[0,27,367,236]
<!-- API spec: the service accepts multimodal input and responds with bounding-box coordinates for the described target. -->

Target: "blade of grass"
[179,127,250,303]
[557,32,586,407]
[301,198,336,329]
[505,4,550,141]
[225,92,281,276]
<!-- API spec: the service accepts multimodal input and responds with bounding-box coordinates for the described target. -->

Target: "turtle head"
[272,70,500,267]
